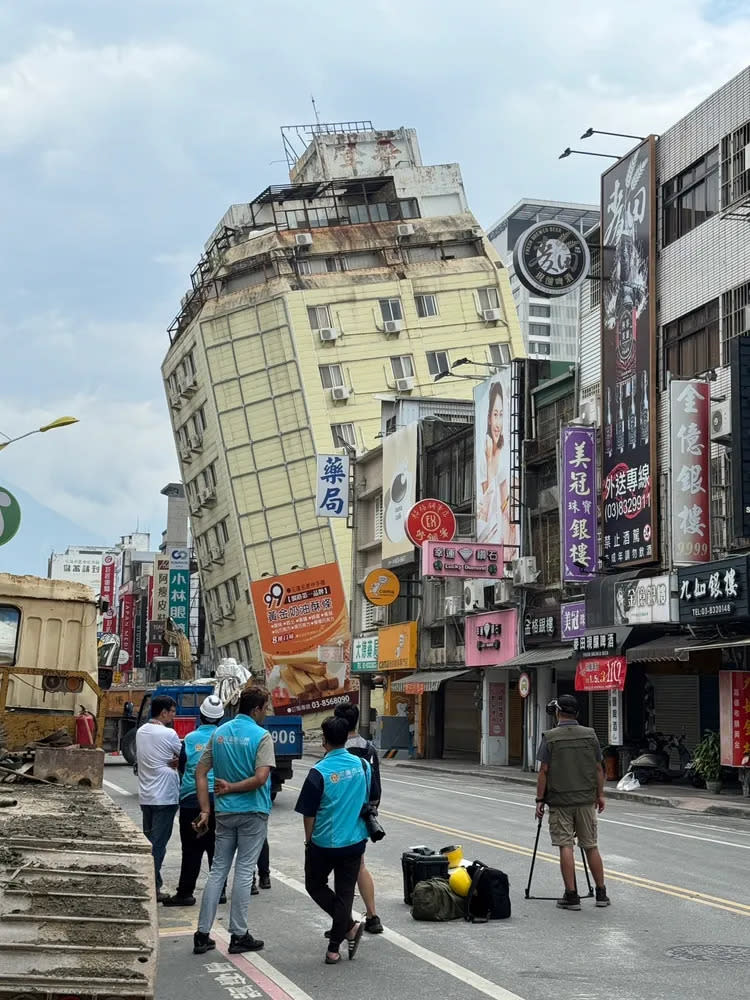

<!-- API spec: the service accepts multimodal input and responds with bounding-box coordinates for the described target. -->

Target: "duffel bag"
[465,861,511,921]
[411,877,465,921]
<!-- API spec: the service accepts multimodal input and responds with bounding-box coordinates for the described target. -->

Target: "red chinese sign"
[99,554,118,634]
[575,655,627,691]
[719,670,750,766]
[406,499,457,547]
[670,379,711,565]
[488,682,506,737]
[119,593,135,670]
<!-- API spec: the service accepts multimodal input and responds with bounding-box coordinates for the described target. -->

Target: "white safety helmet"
[200,694,225,720]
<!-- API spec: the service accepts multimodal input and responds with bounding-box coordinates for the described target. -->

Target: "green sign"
[352,634,379,673]
[0,487,21,547]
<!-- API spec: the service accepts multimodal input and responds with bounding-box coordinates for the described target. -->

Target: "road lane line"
[212,926,320,1000]
[269,868,527,1000]
[103,778,133,796]
[623,812,750,835]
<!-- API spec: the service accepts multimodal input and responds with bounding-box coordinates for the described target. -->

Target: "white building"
[488,199,599,362]
[47,545,119,595]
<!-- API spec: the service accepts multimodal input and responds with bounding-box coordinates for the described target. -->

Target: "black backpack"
[465,861,511,922]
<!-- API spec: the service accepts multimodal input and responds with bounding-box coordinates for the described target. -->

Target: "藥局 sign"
[670,380,711,565]
[561,425,598,581]
[315,454,350,519]
[614,575,674,625]
[600,136,658,567]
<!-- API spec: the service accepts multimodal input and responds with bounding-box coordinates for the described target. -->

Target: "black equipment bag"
[465,860,511,921]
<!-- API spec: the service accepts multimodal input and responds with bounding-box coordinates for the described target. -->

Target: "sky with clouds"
[1,0,749,575]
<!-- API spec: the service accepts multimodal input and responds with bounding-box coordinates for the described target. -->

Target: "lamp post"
[558,148,620,161]
[0,416,79,452]
[580,128,645,141]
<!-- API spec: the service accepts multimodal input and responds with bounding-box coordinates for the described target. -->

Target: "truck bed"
[0,785,157,999]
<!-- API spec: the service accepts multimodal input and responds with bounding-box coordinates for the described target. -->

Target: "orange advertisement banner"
[377,621,418,671]
[250,562,353,716]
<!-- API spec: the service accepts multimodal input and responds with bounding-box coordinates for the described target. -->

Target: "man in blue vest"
[164,694,226,907]
[295,715,371,965]
[192,686,275,956]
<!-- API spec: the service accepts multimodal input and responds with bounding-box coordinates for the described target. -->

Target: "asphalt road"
[103,758,750,1000]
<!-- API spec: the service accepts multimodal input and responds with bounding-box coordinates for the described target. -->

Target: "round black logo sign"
[512,221,590,298]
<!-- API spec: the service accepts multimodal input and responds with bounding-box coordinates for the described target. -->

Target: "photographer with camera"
[334,703,383,934]
[535,694,610,911]
[295,715,371,965]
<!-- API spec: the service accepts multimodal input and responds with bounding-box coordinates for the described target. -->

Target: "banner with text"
[315,454,350,518]
[561,424,598,581]
[670,379,711,565]
[99,553,118,634]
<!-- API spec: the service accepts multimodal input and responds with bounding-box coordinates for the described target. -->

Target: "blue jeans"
[198,812,268,937]
[141,804,178,890]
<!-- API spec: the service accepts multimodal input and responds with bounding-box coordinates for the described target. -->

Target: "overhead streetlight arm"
[0,416,79,452]
[580,127,646,141]
[559,148,620,161]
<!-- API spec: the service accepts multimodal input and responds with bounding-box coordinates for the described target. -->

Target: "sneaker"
[259,873,271,890]
[556,890,581,911]
[156,891,170,903]
[251,876,259,896]
[163,894,196,907]
[595,886,611,908]
[228,933,264,954]
[193,932,216,955]
[364,914,383,934]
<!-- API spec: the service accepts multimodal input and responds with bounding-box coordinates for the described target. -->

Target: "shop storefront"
[464,608,517,766]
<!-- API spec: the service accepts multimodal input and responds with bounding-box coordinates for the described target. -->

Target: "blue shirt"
[209,714,275,815]
[180,724,217,806]
[295,747,370,850]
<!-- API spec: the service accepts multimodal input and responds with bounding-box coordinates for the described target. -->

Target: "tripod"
[524,815,594,901]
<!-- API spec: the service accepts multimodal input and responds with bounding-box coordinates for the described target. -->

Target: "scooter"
[627,732,693,785]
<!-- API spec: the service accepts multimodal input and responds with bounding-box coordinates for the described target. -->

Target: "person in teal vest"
[192,686,275,956]
[164,694,225,908]
[535,694,611,910]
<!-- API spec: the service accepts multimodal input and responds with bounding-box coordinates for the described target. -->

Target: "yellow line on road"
[159,925,194,936]
[381,808,750,918]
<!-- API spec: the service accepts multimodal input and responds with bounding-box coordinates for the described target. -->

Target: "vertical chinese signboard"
[169,548,190,635]
[561,425,598,580]
[719,670,750,767]
[315,454,350,518]
[601,136,658,567]
[99,554,118,634]
[670,380,711,565]
[488,682,506,738]
[119,593,135,671]
[730,335,750,539]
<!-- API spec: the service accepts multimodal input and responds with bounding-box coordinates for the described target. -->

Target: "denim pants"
[141,804,178,890]
[198,812,268,936]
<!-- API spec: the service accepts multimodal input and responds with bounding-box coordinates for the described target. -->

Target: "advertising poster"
[561,425,598,581]
[670,380,711,565]
[377,621,418,671]
[719,670,750,766]
[474,369,516,547]
[601,136,658,567]
[99,554,118,634]
[575,655,627,692]
[251,562,352,715]
[382,422,418,567]
[119,593,135,670]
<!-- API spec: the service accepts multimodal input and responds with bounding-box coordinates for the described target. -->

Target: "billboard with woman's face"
[475,369,516,546]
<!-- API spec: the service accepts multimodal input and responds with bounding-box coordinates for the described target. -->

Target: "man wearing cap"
[164,694,226,907]
[535,694,610,910]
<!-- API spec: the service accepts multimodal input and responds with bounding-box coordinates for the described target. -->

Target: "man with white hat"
[164,694,225,907]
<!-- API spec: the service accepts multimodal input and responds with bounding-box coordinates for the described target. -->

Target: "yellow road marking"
[159,924,195,936]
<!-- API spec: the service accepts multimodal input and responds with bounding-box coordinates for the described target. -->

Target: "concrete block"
[33,747,105,789]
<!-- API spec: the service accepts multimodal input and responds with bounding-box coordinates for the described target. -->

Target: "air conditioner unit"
[395,376,415,392]
[711,399,732,443]
[295,233,313,247]
[463,580,488,613]
[384,319,404,335]
[330,385,351,401]
[220,601,236,620]
[513,556,539,586]
[208,545,225,565]
[319,327,339,342]
[181,373,197,396]
[397,223,415,237]
[190,504,203,519]
[483,308,503,323]
[444,595,462,617]
[200,486,217,506]
[189,433,203,452]
[537,486,559,511]
[579,396,600,426]
[169,389,183,408]
[493,579,515,606]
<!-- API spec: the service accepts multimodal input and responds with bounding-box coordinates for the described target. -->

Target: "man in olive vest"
[535,694,610,910]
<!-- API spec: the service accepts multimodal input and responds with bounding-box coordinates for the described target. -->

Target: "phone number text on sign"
[575,655,627,691]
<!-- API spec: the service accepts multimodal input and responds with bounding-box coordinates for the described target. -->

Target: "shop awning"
[502,647,576,669]
[627,635,750,663]
[391,669,473,693]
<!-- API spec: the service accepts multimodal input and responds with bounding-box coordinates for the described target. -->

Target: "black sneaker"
[193,932,216,955]
[251,876,259,896]
[259,873,271,890]
[556,890,581,911]
[364,915,383,934]
[156,891,170,903]
[595,886,611,908]
[163,894,195,907]
[229,933,264,954]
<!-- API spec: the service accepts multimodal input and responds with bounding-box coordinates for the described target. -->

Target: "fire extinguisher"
[75,709,96,747]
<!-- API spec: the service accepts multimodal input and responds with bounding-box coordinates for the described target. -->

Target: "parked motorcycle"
[626,733,696,786]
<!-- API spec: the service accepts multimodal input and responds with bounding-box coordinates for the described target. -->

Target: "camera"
[360,803,386,842]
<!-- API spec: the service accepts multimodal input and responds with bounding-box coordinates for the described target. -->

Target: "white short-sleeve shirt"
[136,722,183,805]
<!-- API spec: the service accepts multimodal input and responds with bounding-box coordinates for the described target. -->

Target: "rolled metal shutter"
[648,674,700,761]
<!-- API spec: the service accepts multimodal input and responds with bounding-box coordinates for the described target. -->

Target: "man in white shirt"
[136,694,182,900]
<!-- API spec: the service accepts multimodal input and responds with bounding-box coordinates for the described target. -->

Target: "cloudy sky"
[1,0,749,574]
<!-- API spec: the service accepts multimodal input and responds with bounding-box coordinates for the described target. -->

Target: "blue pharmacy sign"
[315,454,350,519]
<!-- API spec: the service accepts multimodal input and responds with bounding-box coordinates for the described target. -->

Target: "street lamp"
[0,416,79,452]
[580,128,645,141]
[558,147,620,161]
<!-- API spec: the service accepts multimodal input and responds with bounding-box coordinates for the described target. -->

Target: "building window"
[430,627,445,649]
[589,245,601,308]
[489,343,511,368]
[529,340,552,356]
[415,294,439,318]
[529,323,551,339]
[331,423,356,448]
[374,495,383,541]
[721,120,750,209]
[426,350,449,377]
[478,287,500,311]
[0,606,21,664]
[663,299,720,382]
[297,259,312,275]
[390,355,415,380]
[722,278,750,349]
[532,511,561,585]
[529,303,550,318]
[307,305,332,330]
[220,518,230,543]
[379,298,403,323]
[319,364,344,389]
[662,148,719,246]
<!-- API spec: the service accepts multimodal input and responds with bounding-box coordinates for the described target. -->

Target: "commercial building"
[48,545,118,594]
[162,123,523,669]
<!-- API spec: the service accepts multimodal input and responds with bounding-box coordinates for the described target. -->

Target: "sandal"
[347,921,364,960]
[325,950,341,965]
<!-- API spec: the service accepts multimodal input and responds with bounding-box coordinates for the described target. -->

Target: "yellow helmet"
[449,866,472,897]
